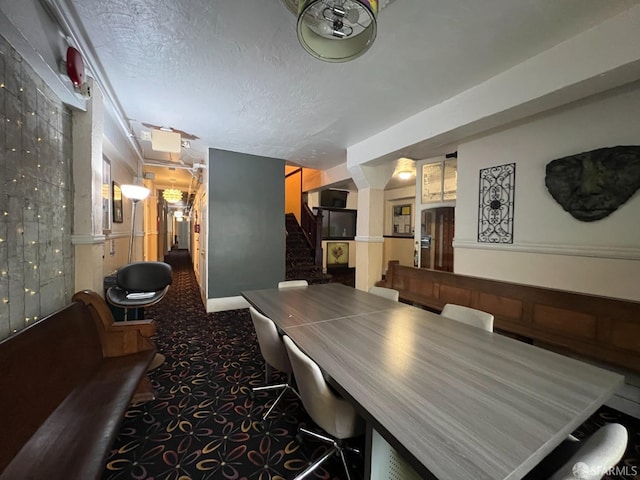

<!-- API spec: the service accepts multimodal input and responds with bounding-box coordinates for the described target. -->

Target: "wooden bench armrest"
[72,290,156,357]
[108,319,156,337]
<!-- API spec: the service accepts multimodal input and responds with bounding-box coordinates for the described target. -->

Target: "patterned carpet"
[102,250,640,480]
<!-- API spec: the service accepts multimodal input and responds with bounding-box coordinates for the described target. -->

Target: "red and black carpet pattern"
[102,251,639,480]
[102,251,360,480]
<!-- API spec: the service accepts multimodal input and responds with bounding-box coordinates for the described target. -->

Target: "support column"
[354,187,385,291]
[349,163,394,291]
[143,185,158,261]
[71,78,106,293]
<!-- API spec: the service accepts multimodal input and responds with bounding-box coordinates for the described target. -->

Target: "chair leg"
[252,382,288,394]
[261,384,290,421]
[294,445,338,480]
[252,380,299,422]
[338,448,354,480]
[299,427,335,443]
[296,427,357,480]
[252,371,301,422]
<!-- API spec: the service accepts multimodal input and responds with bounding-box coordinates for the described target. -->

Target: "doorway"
[176,220,190,250]
[420,207,454,271]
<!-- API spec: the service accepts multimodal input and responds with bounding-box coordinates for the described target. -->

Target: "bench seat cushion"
[0,350,154,480]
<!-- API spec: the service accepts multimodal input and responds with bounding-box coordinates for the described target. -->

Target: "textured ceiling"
[60,0,638,173]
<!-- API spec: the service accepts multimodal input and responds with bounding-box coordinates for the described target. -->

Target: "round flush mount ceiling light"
[297,0,378,62]
[395,157,415,180]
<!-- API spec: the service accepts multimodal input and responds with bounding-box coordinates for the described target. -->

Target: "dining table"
[242,282,624,480]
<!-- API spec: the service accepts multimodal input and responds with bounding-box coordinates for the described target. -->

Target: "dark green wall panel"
[208,149,285,298]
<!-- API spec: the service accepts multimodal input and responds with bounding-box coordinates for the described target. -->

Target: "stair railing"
[300,203,323,267]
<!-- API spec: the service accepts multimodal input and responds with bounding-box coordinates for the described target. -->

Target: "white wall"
[384,186,415,236]
[381,186,416,273]
[454,84,640,301]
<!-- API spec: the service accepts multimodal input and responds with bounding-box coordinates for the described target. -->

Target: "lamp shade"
[121,184,150,201]
[297,0,377,62]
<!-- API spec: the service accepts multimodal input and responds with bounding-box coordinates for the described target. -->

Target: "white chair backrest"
[278,280,309,288]
[550,423,627,480]
[368,286,399,302]
[282,335,363,439]
[249,307,291,374]
[441,304,494,332]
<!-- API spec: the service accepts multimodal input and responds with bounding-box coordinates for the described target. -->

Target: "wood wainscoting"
[382,261,640,374]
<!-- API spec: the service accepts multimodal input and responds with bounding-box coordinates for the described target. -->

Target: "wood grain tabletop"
[242,282,410,329]
[284,307,623,480]
[243,284,623,480]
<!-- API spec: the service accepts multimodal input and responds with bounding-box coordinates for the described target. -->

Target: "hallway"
[103,251,640,480]
[103,250,364,480]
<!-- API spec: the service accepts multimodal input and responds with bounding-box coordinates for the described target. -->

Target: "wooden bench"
[0,290,157,480]
[380,261,640,374]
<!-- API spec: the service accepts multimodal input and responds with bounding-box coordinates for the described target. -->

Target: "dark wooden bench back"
[0,301,104,471]
[383,261,640,374]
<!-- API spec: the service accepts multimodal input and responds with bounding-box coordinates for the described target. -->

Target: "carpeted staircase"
[285,213,332,284]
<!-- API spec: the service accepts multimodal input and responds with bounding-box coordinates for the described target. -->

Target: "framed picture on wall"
[422,162,443,203]
[112,182,124,223]
[326,242,349,267]
[102,157,112,233]
[421,158,458,203]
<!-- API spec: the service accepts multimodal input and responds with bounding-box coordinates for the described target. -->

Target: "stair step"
[285,212,327,285]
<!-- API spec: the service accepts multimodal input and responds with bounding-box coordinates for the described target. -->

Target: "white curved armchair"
[283,335,364,480]
[526,423,628,480]
[249,307,298,423]
[441,303,494,332]
[368,286,399,302]
[278,280,309,288]
[549,423,628,480]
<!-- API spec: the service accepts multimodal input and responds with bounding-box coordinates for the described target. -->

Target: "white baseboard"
[206,296,250,312]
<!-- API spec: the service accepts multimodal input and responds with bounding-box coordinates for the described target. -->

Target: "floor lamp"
[121,184,150,264]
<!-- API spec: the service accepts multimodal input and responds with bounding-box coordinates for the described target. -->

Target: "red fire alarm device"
[66,47,85,87]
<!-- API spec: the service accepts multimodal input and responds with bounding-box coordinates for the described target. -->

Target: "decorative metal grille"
[478,163,516,243]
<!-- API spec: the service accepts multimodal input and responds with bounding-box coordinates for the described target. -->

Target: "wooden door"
[436,207,454,271]
[420,207,454,272]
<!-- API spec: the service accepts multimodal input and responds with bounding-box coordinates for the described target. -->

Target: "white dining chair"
[278,280,309,288]
[249,307,299,423]
[440,303,494,332]
[368,286,399,302]
[525,423,628,480]
[283,335,364,480]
